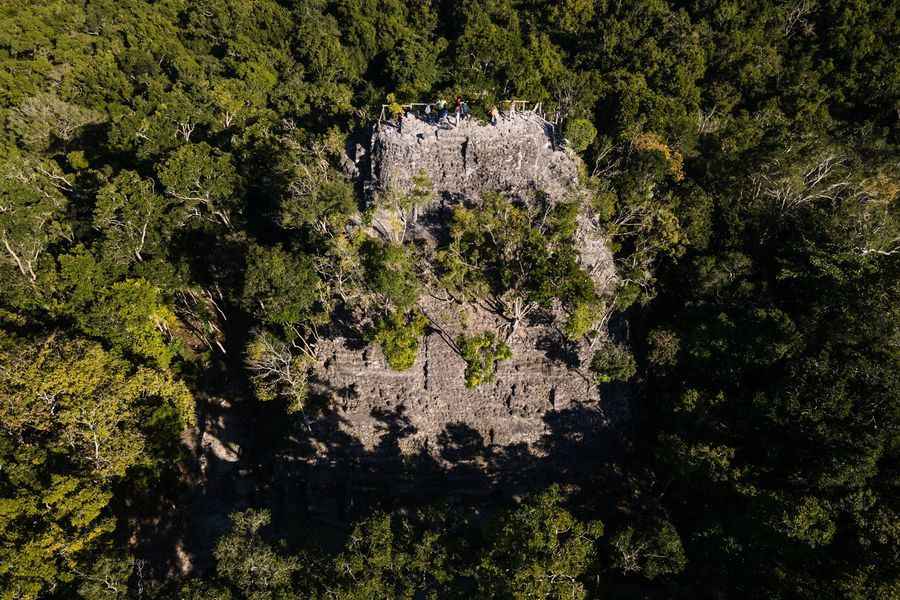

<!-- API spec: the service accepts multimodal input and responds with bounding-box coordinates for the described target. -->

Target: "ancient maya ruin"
[304,103,621,462]
[187,105,626,549]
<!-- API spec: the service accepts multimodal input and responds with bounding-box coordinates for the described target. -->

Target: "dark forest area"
[0,0,898,598]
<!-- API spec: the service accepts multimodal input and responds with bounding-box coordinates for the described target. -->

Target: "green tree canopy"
[0,333,193,599]
[242,245,321,328]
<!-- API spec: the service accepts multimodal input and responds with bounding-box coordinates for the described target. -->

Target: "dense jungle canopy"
[0,0,898,599]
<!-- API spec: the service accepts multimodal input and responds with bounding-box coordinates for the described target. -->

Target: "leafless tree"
[751,153,854,216]
[173,287,227,354]
[0,159,72,281]
[784,0,814,37]
[9,93,103,149]
[591,141,622,178]
[245,332,315,412]
[846,170,900,257]
[175,119,195,142]
[696,106,719,135]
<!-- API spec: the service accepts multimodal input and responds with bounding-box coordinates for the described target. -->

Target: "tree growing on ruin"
[439,193,600,340]
[245,331,312,413]
[372,310,428,371]
[373,171,433,244]
[457,331,512,388]
[361,237,420,311]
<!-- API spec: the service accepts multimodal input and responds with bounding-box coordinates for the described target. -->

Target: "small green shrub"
[562,300,600,341]
[457,331,512,388]
[373,310,428,371]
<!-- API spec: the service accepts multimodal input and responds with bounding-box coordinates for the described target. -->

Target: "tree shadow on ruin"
[221,393,628,560]
[160,325,632,578]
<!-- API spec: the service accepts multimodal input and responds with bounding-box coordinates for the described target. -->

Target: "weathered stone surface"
[313,297,600,459]
[309,113,620,464]
[370,112,579,202]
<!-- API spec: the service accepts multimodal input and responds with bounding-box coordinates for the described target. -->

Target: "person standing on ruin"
[490,104,499,125]
[455,95,462,126]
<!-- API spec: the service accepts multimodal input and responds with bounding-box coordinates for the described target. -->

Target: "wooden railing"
[378,100,554,122]
[376,99,561,147]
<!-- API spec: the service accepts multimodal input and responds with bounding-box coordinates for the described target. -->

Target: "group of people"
[420,95,470,126]
[392,97,520,129]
